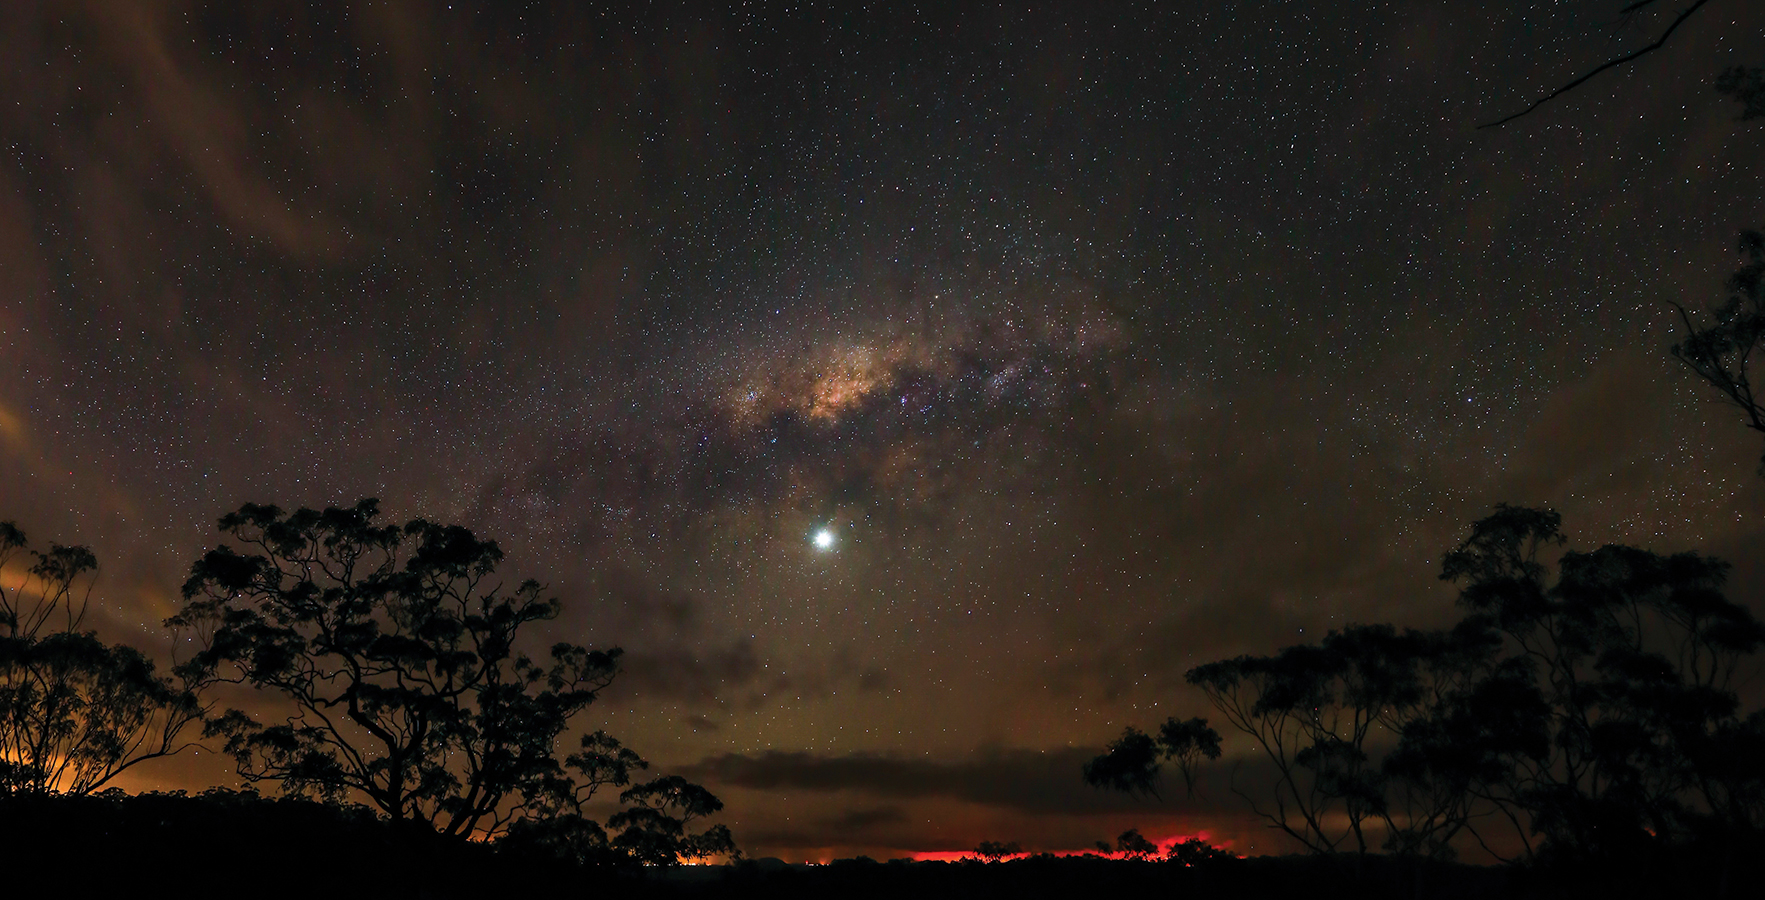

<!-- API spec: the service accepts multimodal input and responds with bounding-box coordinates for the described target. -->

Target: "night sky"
[2,1,1763,861]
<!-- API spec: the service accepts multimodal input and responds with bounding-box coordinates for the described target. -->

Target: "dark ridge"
[6,789,1755,900]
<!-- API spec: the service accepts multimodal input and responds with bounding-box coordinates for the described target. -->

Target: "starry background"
[1,0,1762,861]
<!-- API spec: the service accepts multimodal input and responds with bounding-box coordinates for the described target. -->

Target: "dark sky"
[2,0,1762,861]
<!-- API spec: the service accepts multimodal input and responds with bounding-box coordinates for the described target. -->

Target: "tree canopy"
[1,522,205,795]
[1090,505,1765,877]
[1673,231,1765,470]
[168,499,735,864]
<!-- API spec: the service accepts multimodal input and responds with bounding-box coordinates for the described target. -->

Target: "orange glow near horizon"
[905,830,1227,863]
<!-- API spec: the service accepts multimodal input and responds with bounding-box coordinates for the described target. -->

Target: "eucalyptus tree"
[0,521,205,795]
[1435,506,1765,863]
[1083,716,1220,800]
[1088,505,1765,870]
[169,499,735,864]
[1181,625,1441,857]
[1672,230,1765,472]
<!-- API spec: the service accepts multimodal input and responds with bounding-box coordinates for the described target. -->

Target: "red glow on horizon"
[906,831,1226,863]
[907,850,982,862]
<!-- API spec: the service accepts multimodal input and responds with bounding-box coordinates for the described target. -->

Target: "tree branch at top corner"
[1478,0,1714,130]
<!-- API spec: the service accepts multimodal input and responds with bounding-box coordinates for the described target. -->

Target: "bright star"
[812,528,836,550]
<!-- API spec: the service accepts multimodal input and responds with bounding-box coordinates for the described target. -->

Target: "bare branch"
[1479,0,1714,129]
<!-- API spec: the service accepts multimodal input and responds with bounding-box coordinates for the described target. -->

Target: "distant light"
[813,528,836,550]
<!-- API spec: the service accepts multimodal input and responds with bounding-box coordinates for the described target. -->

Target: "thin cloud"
[680,746,1252,817]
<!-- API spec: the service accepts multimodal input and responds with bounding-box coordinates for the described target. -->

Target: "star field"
[1,1,1762,860]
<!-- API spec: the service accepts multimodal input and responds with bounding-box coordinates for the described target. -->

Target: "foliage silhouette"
[972,840,1022,861]
[608,774,740,864]
[1434,505,1765,871]
[1672,230,1765,471]
[0,521,205,795]
[1083,727,1161,798]
[1183,623,1457,857]
[1083,716,1220,800]
[1165,836,1236,867]
[1715,65,1765,120]
[1090,504,1765,883]
[167,499,735,863]
[1115,828,1157,858]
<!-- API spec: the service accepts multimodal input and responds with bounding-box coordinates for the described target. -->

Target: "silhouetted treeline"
[659,850,1703,900]
[5,786,1741,899]
[1,501,736,869]
[0,788,621,899]
[1090,505,1765,896]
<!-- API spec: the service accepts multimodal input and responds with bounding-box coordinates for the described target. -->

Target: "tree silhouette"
[1372,622,1511,861]
[1182,624,1456,857]
[1159,717,1225,798]
[1433,505,1765,864]
[1166,836,1235,866]
[1100,624,1490,859]
[1083,716,1221,800]
[1089,505,1765,873]
[0,522,205,795]
[167,499,734,863]
[1672,230,1765,471]
[1115,828,1157,858]
[1083,727,1162,799]
[1715,65,1765,120]
[972,840,1022,862]
[608,774,739,864]
[1182,647,1347,852]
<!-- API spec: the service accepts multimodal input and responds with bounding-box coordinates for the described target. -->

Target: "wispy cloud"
[681,746,1251,816]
